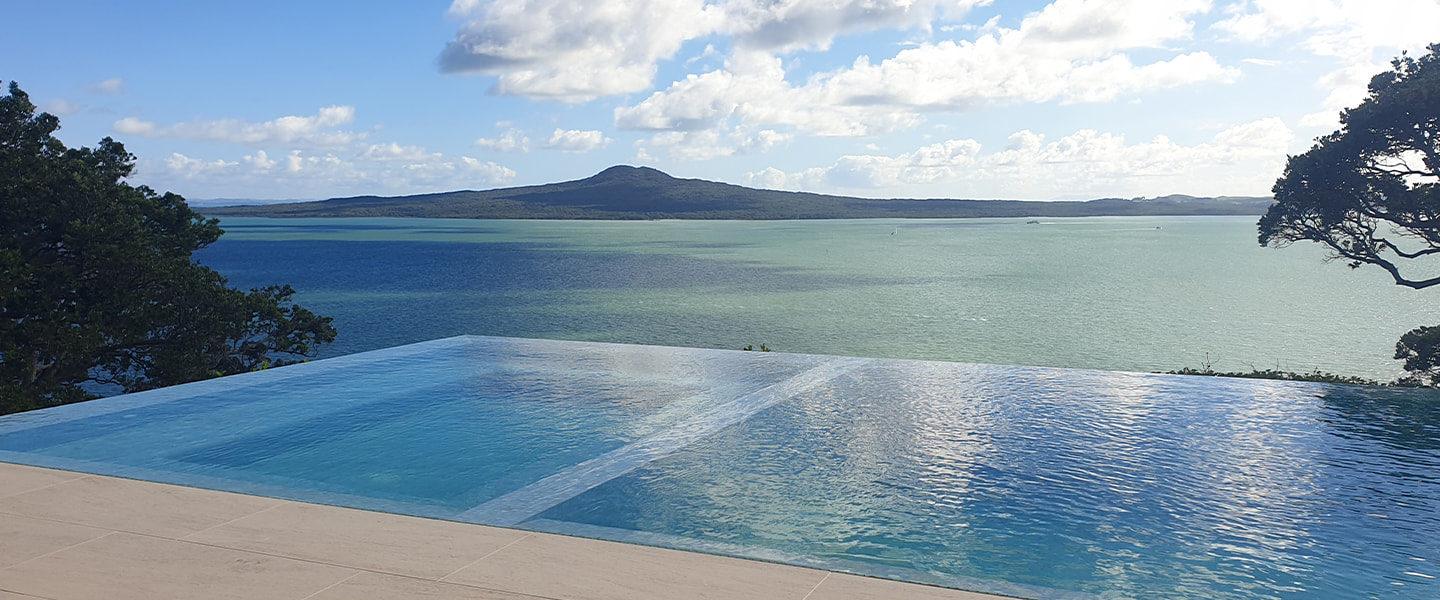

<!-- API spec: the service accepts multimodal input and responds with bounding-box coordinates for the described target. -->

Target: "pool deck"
[0,462,1007,600]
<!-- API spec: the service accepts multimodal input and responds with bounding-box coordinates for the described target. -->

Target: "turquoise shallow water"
[1,337,1437,599]
[198,216,1440,381]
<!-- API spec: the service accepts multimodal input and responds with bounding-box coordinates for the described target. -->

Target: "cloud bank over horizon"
[9,0,1436,200]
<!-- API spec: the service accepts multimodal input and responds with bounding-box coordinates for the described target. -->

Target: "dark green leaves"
[1258,45,1440,385]
[1,82,335,415]
[1396,326,1440,386]
[1259,44,1440,289]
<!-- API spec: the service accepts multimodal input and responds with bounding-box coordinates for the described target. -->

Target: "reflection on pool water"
[1,336,1437,599]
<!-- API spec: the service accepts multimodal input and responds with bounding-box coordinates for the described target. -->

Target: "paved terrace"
[0,462,1007,600]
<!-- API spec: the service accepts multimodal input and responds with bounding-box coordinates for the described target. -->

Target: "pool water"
[2,336,1437,599]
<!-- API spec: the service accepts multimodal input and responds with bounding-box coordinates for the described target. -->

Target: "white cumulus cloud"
[358,143,440,162]
[719,0,991,51]
[244,150,277,171]
[475,125,531,152]
[1215,0,1440,119]
[639,130,736,161]
[153,147,515,199]
[616,0,1237,159]
[541,129,611,153]
[753,117,1294,198]
[440,0,717,101]
[165,153,238,178]
[634,121,795,161]
[113,106,367,148]
[617,49,924,143]
[438,0,992,101]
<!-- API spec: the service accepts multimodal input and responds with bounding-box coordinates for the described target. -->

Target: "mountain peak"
[587,165,674,184]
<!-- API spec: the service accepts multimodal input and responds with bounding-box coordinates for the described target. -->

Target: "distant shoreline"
[200,165,1273,221]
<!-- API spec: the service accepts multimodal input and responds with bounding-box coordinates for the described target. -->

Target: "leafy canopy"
[1395,326,1440,386]
[1259,44,1440,289]
[1,81,336,415]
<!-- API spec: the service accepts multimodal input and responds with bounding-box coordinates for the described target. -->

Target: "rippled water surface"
[1,337,1437,599]
[542,362,1440,598]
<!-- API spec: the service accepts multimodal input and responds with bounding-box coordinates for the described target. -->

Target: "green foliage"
[1,82,336,415]
[1259,44,1440,290]
[1258,45,1440,385]
[1164,360,1439,387]
[1395,326,1440,386]
[741,344,772,352]
[1165,367,1383,387]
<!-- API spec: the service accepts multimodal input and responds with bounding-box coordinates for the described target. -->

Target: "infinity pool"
[1,337,1437,599]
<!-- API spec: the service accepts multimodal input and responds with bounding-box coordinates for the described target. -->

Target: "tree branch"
[1369,256,1440,289]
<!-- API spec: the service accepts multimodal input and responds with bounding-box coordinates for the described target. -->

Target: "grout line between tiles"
[0,510,114,535]
[438,532,535,583]
[0,530,117,574]
[800,572,831,600]
[301,569,564,600]
[0,585,59,600]
[0,472,94,503]
[125,528,549,598]
[0,470,565,600]
[297,571,364,600]
[179,501,283,541]
[144,530,564,600]
[127,531,388,573]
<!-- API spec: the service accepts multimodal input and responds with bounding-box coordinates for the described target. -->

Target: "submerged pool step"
[457,357,867,527]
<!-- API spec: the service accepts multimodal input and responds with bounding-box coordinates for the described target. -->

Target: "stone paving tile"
[444,532,825,600]
[0,463,86,500]
[0,466,1016,600]
[186,501,530,580]
[807,573,1007,600]
[0,475,278,539]
[0,513,108,570]
[0,532,356,600]
[307,572,542,600]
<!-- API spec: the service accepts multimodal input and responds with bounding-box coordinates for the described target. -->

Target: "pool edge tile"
[0,513,111,570]
[443,531,827,600]
[0,474,280,539]
[0,462,89,500]
[185,501,530,580]
[807,573,1019,600]
[0,531,358,600]
[306,571,539,600]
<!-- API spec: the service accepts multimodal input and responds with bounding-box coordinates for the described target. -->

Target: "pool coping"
[0,461,1012,600]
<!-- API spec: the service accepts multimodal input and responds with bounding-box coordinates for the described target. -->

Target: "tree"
[1,82,336,415]
[1259,44,1440,289]
[1395,326,1440,386]
[1258,46,1440,385]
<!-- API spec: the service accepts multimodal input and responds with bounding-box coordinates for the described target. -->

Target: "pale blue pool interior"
[1,336,1437,599]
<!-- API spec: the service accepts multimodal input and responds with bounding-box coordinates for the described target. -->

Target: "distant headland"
[200,165,1273,220]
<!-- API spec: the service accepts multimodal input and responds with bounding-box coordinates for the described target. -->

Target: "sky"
[5,0,1438,202]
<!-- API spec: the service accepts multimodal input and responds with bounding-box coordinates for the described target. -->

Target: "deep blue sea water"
[198,216,1440,380]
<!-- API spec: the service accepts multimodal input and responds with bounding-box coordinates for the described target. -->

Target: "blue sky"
[6,0,1438,201]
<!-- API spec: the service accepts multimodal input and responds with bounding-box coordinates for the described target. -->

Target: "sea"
[196,215,1440,382]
